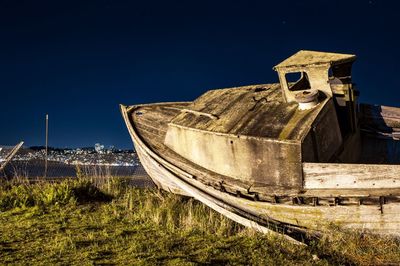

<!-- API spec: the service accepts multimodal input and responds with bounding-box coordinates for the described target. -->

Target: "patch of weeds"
[0,179,112,211]
[310,225,400,265]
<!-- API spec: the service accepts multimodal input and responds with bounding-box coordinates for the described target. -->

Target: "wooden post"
[45,114,48,178]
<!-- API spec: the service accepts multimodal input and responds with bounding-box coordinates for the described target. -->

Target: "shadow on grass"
[71,182,113,204]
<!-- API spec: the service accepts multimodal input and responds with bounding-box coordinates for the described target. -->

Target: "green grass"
[0,178,399,265]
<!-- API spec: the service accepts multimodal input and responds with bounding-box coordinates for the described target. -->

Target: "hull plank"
[303,163,400,189]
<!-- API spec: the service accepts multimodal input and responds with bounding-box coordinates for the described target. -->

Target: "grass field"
[1,177,400,265]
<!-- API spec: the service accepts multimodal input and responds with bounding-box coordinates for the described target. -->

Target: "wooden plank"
[379,105,400,119]
[303,163,400,189]
[360,103,400,129]
[0,141,24,172]
[302,188,400,198]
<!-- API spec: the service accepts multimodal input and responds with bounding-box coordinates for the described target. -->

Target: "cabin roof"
[274,50,356,70]
[169,84,327,141]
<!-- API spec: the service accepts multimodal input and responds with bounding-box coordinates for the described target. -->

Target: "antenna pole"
[45,114,48,178]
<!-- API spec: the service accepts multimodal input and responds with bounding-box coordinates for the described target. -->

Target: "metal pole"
[45,114,48,178]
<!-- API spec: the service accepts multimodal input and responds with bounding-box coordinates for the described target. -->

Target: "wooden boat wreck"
[121,50,400,242]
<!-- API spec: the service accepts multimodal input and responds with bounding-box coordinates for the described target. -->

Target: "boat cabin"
[164,50,360,190]
[274,50,359,139]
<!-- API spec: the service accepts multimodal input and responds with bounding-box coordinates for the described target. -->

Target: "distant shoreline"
[2,159,148,179]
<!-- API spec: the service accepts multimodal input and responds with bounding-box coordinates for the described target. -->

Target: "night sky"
[1,0,399,149]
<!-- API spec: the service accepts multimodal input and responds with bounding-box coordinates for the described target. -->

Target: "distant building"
[95,143,105,153]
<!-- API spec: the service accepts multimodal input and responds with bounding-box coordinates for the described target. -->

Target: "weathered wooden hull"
[134,136,305,244]
[121,102,400,240]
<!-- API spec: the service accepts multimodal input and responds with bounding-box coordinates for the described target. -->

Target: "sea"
[1,159,154,188]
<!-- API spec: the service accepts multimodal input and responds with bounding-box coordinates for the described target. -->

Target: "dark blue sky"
[1,0,399,148]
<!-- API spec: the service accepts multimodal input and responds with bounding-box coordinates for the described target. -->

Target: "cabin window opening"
[328,63,353,84]
[328,67,334,78]
[328,66,343,85]
[285,71,311,91]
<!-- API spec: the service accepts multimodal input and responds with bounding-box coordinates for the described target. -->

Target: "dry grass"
[0,175,399,265]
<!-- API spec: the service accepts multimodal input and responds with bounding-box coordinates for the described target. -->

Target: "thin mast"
[45,114,48,178]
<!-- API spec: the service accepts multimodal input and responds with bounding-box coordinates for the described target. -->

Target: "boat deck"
[129,102,288,196]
